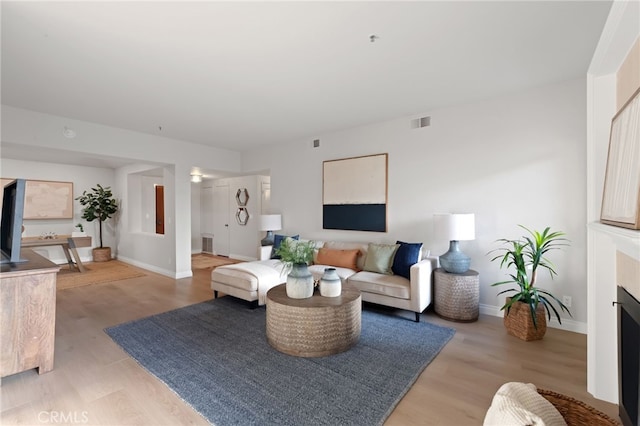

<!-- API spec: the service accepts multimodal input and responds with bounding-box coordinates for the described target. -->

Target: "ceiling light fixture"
[191,173,202,183]
[62,126,77,139]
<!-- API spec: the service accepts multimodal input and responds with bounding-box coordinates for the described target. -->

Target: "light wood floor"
[1,262,619,425]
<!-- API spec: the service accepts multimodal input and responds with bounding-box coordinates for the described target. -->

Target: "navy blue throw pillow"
[391,241,423,279]
[271,234,300,259]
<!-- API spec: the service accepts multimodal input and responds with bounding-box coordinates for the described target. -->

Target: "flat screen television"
[1,178,27,264]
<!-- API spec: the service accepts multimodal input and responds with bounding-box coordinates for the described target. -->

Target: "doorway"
[213,184,230,257]
[155,185,164,235]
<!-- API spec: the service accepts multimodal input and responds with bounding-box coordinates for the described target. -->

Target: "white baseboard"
[479,303,587,334]
[116,255,192,279]
[43,255,94,266]
[229,253,258,262]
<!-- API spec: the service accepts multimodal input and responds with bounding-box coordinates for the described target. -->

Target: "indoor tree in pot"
[275,237,316,299]
[76,184,119,262]
[489,225,571,341]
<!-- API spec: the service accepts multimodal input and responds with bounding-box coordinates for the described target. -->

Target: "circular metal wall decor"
[236,207,249,226]
[236,188,249,206]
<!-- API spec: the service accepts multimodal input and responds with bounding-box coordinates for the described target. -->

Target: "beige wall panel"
[617,250,640,301]
[617,36,640,111]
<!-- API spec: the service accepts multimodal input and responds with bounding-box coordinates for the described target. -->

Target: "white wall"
[2,80,591,320]
[206,175,269,260]
[115,163,178,277]
[243,78,588,331]
[586,0,640,403]
[191,182,203,253]
[0,158,115,264]
[2,106,243,278]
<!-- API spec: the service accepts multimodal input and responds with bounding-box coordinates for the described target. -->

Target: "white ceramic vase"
[286,263,314,299]
[320,267,341,297]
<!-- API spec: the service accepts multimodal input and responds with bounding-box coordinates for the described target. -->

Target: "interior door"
[213,184,230,256]
[155,185,164,234]
[201,185,214,234]
[261,181,271,214]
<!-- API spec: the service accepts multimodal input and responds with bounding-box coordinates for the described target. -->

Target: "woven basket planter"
[503,298,547,341]
[92,247,112,262]
[537,389,620,425]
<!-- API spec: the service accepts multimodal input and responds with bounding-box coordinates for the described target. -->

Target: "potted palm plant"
[76,184,119,262]
[275,237,316,299]
[489,225,571,341]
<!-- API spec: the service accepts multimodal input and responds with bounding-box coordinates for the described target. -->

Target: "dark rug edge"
[104,317,214,425]
[380,325,455,422]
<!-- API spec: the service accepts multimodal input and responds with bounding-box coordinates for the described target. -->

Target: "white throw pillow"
[483,382,567,426]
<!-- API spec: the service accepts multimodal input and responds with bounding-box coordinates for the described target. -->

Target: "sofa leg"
[214,290,219,299]
[415,312,420,323]
[249,300,259,310]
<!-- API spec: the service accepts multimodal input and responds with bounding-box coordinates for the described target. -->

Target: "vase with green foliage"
[76,184,119,261]
[489,226,571,340]
[275,238,316,299]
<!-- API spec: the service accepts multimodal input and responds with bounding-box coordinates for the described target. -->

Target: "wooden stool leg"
[66,238,87,273]
[61,244,76,271]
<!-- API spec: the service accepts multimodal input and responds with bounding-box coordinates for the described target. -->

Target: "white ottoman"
[211,260,285,307]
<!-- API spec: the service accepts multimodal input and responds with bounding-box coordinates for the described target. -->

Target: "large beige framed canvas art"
[1,179,73,220]
[323,153,388,232]
[601,87,640,230]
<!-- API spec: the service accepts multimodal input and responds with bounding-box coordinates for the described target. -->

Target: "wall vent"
[313,139,320,148]
[418,116,431,128]
[202,236,213,254]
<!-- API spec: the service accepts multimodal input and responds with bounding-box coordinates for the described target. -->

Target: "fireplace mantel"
[587,222,640,403]
[589,222,640,259]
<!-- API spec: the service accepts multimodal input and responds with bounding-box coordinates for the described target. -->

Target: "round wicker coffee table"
[265,282,361,357]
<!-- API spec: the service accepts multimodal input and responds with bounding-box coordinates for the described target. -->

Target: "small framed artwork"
[600,87,640,230]
[1,179,74,220]
[323,153,388,232]
[236,207,249,226]
[236,188,249,206]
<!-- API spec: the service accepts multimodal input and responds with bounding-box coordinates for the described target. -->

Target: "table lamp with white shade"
[259,214,282,246]
[434,213,475,274]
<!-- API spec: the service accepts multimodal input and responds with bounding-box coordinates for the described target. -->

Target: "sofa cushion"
[316,248,360,270]
[308,264,356,283]
[392,241,423,279]
[483,382,567,426]
[271,234,299,259]
[348,271,411,299]
[323,241,369,270]
[363,243,400,275]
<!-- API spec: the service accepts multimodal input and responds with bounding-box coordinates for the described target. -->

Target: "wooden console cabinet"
[1,249,60,378]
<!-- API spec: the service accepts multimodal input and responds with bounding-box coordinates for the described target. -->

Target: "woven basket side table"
[434,268,479,322]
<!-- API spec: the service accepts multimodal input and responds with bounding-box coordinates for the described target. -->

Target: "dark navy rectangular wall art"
[322,153,388,232]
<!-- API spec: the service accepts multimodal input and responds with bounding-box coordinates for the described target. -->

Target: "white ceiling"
[2,1,612,157]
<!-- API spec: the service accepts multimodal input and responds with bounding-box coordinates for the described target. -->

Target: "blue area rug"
[105,297,455,426]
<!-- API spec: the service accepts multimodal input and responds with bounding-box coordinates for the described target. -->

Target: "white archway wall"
[586,0,640,404]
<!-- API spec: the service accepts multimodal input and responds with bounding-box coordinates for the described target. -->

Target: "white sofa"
[210,239,437,322]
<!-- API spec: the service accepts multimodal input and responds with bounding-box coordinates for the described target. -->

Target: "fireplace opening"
[618,286,640,426]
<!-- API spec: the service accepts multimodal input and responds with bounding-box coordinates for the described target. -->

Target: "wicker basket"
[537,389,620,425]
[503,298,547,341]
[92,247,112,262]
